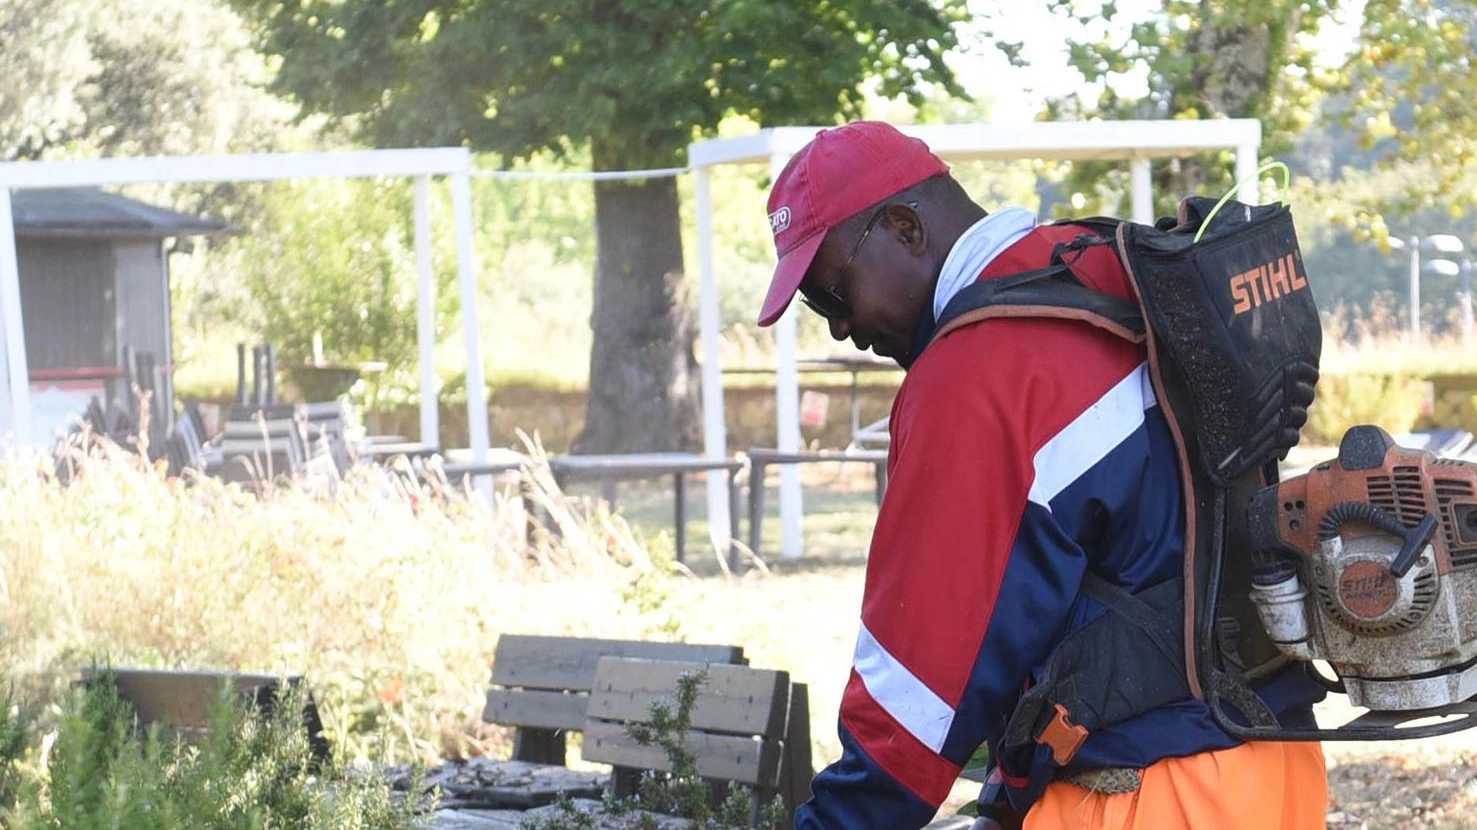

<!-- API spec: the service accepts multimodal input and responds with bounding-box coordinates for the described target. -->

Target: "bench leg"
[874,461,888,505]
[512,727,566,766]
[781,682,814,827]
[673,471,687,564]
[748,461,767,558]
[728,469,743,572]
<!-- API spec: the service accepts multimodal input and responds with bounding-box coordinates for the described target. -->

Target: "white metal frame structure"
[689,119,1264,558]
[0,148,493,474]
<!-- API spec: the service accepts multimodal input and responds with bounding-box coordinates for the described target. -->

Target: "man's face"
[797,202,933,363]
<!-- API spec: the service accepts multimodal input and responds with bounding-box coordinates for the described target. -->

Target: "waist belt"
[1056,766,1143,794]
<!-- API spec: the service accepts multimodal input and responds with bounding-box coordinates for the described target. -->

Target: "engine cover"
[1247,425,1477,711]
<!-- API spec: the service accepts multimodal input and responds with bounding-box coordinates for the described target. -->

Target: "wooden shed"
[12,188,227,446]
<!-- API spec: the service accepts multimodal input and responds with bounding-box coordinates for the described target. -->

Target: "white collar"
[932,206,1038,320]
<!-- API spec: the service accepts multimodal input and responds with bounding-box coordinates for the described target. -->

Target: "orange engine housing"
[1246,425,1477,710]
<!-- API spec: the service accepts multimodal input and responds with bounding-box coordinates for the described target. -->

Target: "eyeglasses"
[799,201,918,321]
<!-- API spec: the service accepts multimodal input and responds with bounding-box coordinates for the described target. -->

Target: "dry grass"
[0,432,688,766]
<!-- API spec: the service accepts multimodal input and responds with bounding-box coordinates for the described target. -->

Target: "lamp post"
[1393,234,1467,339]
[1424,249,1475,348]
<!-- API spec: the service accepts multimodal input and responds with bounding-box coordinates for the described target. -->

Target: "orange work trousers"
[1024,741,1327,830]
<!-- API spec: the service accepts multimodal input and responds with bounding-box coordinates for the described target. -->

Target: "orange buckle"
[1038,703,1089,765]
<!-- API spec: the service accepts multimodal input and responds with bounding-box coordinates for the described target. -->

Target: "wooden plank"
[489,636,745,691]
[582,719,783,789]
[481,688,587,731]
[84,668,280,728]
[222,418,299,439]
[587,658,789,738]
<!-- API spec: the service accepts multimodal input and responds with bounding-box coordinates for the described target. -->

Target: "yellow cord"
[1193,161,1291,244]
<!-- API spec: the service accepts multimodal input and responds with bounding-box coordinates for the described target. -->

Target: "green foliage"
[234,0,969,168]
[1017,0,1477,227]
[1306,370,1427,445]
[0,0,292,162]
[1339,0,1477,212]
[1018,0,1336,217]
[217,176,458,387]
[229,0,974,451]
[8,670,432,830]
[0,686,35,821]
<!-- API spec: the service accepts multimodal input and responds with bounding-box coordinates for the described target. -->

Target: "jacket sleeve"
[795,318,1154,829]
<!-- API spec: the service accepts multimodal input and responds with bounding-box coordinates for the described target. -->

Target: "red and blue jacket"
[793,222,1324,829]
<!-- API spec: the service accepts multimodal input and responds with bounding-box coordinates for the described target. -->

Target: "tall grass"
[0,432,686,767]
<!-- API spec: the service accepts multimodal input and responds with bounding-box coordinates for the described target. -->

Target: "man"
[756,121,1328,830]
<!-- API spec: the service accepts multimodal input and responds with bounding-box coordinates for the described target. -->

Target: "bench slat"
[481,688,587,731]
[489,635,744,690]
[582,719,783,789]
[586,658,789,739]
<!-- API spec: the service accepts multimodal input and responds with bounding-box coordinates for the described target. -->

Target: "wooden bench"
[744,447,889,557]
[483,635,747,765]
[78,668,331,765]
[581,656,813,827]
[453,636,749,810]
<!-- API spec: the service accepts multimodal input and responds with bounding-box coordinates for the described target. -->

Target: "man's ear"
[889,204,927,253]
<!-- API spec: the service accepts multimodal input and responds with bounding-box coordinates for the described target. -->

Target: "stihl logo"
[1229,252,1307,315]
[769,206,791,236]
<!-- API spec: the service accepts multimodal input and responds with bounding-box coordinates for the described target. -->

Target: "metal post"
[771,154,804,559]
[0,189,31,445]
[413,176,439,448]
[1462,259,1474,349]
[1409,236,1422,340]
[1130,158,1153,225]
[693,164,732,554]
[451,169,492,501]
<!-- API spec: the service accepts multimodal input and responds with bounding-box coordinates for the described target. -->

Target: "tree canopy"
[233,0,971,452]
[1022,0,1477,224]
[235,0,969,166]
[0,0,290,163]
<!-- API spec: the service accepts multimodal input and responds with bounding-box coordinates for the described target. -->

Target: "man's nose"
[826,317,851,340]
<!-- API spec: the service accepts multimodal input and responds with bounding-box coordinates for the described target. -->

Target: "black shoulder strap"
[932,219,1145,343]
[934,262,1146,341]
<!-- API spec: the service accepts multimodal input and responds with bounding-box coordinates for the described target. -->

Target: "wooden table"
[795,353,900,439]
[744,447,888,558]
[548,452,745,565]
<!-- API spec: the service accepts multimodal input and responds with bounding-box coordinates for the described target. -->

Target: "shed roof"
[11,188,229,239]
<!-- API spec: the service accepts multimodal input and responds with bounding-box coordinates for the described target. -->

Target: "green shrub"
[7,669,433,830]
[0,685,34,820]
[1305,370,1427,447]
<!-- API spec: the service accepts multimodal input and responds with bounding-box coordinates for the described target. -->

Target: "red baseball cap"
[757,121,949,327]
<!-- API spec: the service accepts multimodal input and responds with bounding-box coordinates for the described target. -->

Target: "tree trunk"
[1158,15,1276,201]
[574,140,702,454]
[1189,19,1272,119]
